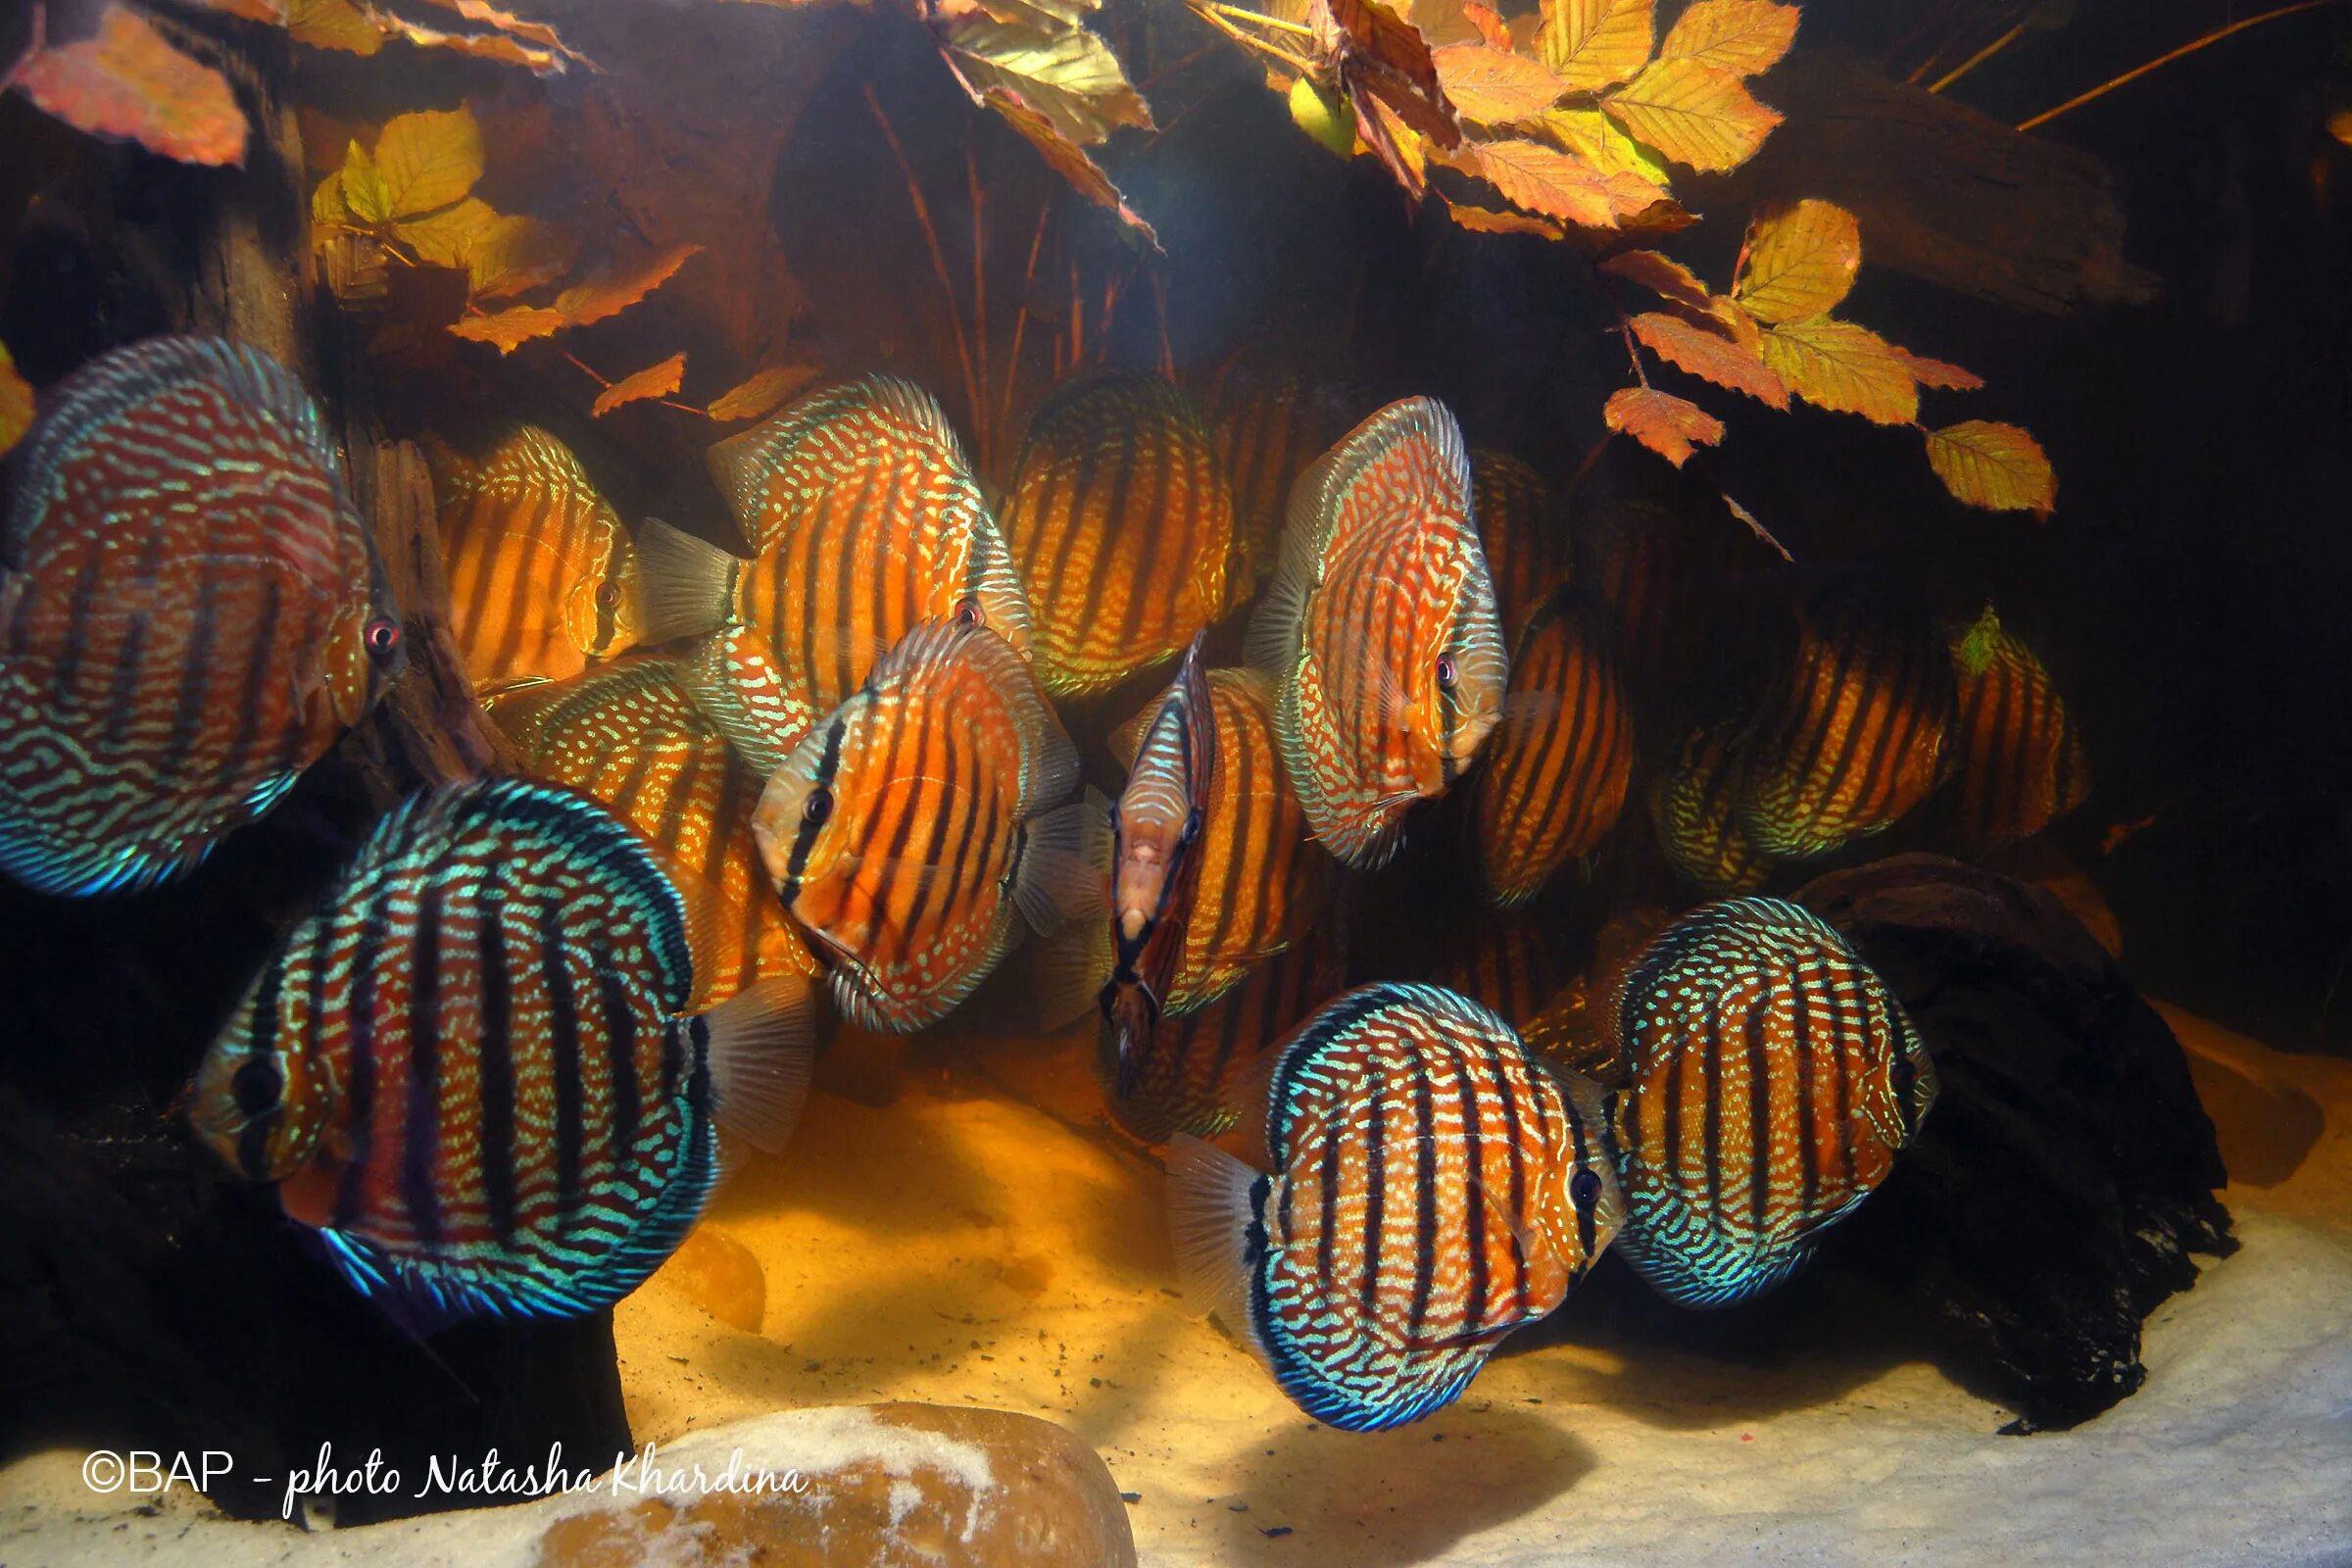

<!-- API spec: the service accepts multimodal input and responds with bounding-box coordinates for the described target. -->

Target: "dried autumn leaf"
[1403,0,1486,48]
[1657,0,1797,75]
[1894,347,1984,391]
[1732,198,1859,324]
[1601,59,1782,172]
[592,352,686,417]
[1629,311,1788,409]
[414,0,591,67]
[373,107,484,219]
[1319,0,1462,151]
[317,228,390,305]
[1603,385,1723,466]
[0,341,33,460]
[1759,316,1918,425]
[367,11,561,72]
[341,138,393,226]
[938,14,1152,146]
[981,86,1161,249]
[1600,248,1712,313]
[1444,198,1564,239]
[448,305,565,352]
[709,364,824,421]
[1924,421,2055,514]
[552,244,703,326]
[1537,105,1669,185]
[288,0,384,54]
[464,213,576,299]
[1536,0,1652,93]
[1430,44,1565,125]
[1356,92,1431,198]
[191,0,287,21]
[1440,137,1619,227]
[311,167,351,227]
[1459,0,1509,48]
[10,6,249,169]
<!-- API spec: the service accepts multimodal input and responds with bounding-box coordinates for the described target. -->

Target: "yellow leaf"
[449,305,565,352]
[1431,44,1566,125]
[939,14,1153,146]
[1658,0,1797,75]
[310,168,352,228]
[1599,248,1710,312]
[465,213,576,300]
[373,106,484,219]
[552,244,703,326]
[393,195,500,269]
[709,365,824,421]
[1438,138,1619,227]
[1894,347,1984,392]
[0,340,33,459]
[1759,317,1918,425]
[369,14,560,72]
[592,352,686,417]
[1537,105,1669,185]
[1444,198,1564,239]
[1732,199,1860,323]
[1629,311,1787,408]
[981,86,1160,250]
[1601,58,1782,172]
[1536,0,1652,93]
[341,138,392,225]
[1403,0,1486,47]
[1603,385,1722,466]
[1924,421,2055,514]
[288,0,384,53]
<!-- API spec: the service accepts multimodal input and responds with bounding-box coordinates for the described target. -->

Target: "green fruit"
[1289,76,1355,160]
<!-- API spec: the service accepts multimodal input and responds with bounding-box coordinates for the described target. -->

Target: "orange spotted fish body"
[0,336,403,895]
[1606,897,1936,1307]
[486,640,820,1003]
[1167,983,1621,1431]
[185,778,813,1326]
[1210,363,1371,588]
[437,426,643,691]
[1649,724,1776,895]
[1468,592,1635,906]
[1431,910,1575,1031]
[751,618,1105,1033]
[1936,608,2090,853]
[640,375,1032,717]
[1738,597,1954,859]
[1249,398,1506,868]
[1469,452,1564,645]
[1003,372,1238,696]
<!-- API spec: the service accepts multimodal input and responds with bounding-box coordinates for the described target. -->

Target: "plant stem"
[2018,0,2341,131]
[1930,22,2024,93]
[865,84,981,445]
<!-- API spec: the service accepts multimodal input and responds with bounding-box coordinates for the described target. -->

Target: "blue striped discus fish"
[0,336,404,895]
[1168,982,1621,1432]
[1604,897,1937,1308]
[1248,398,1507,868]
[184,778,813,1325]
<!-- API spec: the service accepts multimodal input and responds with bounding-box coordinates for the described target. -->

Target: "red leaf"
[448,305,566,353]
[1600,249,1713,313]
[1628,311,1788,408]
[592,351,686,417]
[11,5,249,168]
[1894,347,1984,391]
[553,244,703,326]
[1603,385,1724,466]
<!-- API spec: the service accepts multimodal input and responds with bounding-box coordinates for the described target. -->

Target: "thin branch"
[1202,1,1316,37]
[865,84,981,441]
[1930,21,2024,93]
[1183,0,1318,73]
[2019,0,2341,131]
[1000,196,1054,461]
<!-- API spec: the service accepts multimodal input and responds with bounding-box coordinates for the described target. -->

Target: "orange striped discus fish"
[751,617,1107,1033]
[185,778,813,1326]
[437,425,644,691]
[1737,595,1954,859]
[637,374,1033,715]
[485,639,820,1003]
[1936,607,2090,853]
[0,336,404,896]
[1576,496,1683,684]
[1649,724,1776,895]
[1248,397,1507,868]
[1002,371,1238,696]
[1468,592,1635,906]
[1430,909,1575,1031]
[1168,982,1621,1431]
[1210,361,1372,588]
[1470,451,1565,644]
[1605,897,1936,1307]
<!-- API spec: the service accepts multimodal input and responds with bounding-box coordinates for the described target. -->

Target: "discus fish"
[1470,451,1564,644]
[1247,397,1507,867]
[1002,371,1238,696]
[637,374,1032,715]
[1167,982,1621,1431]
[1210,361,1372,588]
[485,635,819,1003]
[1936,606,2090,853]
[0,335,404,896]
[1430,909,1575,1030]
[1604,897,1936,1307]
[1467,592,1635,906]
[185,778,814,1325]
[751,617,1107,1033]
[1737,593,1954,859]
[1648,723,1775,895]
[436,425,644,690]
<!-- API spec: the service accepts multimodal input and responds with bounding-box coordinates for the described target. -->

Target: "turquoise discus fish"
[0,336,404,895]
[185,777,813,1325]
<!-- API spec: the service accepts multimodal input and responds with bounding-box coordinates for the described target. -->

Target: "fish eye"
[1181,807,1203,845]
[230,1057,283,1117]
[596,580,622,610]
[803,787,833,826]
[953,596,984,627]
[1570,1168,1602,1210]
[1435,653,1458,691]
[364,616,402,660]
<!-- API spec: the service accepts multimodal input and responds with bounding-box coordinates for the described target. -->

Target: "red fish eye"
[803,787,833,826]
[596,580,622,610]
[1570,1168,1601,1210]
[954,596,983,627]
[231,1057,283,1117]
[1435,653,1458,691]
[364,617,402,659]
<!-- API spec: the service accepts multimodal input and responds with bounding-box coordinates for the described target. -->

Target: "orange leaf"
[1601,248,1712,313]
[413,0,590,67]
[1732,199,1860,323]
[367,11,561,72]
[448,305,566,352]
[1894,347,1984,391]
[1461,1,1510,48]
[1444,198,1564,239]
[288,0,384,54]
[190,0,287,20]
[553,244,702,327]
[11,6,249,169]
[1758,317,1918,425]
[1603,385,1723,466]
[708,364,823,421]
[981,87,1161,250]
[592,352,686,417]
[1402,0,1487,48]
[1601,59,1782,172]
[1924,421,2055,515]
[1439,138,1619,227]
[1658,0,1797,75]
[0,340,33,460]
[1431,44,1565,125]
[1536,0,1652,93]
[1629,312,1788,409]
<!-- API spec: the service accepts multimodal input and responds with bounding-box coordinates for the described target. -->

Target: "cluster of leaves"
[0,340,32,460]
[1599,198,2056,514]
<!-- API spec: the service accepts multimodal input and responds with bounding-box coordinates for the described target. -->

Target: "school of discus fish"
[0,334,2095,1431]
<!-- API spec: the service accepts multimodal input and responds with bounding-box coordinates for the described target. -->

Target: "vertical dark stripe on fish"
[543,901,586,1218]
[477,898,518,1244]
[404,881,446,1249]
[600,965,641,1159]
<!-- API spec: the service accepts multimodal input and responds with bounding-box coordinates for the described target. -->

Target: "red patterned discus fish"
[0,336,404,895]
[1210,360,1374,589]
[185,777,814,1326]
[1248,397,1506,868]
[1168,982,1621,1431]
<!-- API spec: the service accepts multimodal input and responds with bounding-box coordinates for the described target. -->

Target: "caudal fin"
[699,975,817,1153]
[1033,915,1113,1033]
[635,517,742,645]
[1013,788,1112,937]
[1164,1135,1266,1348]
